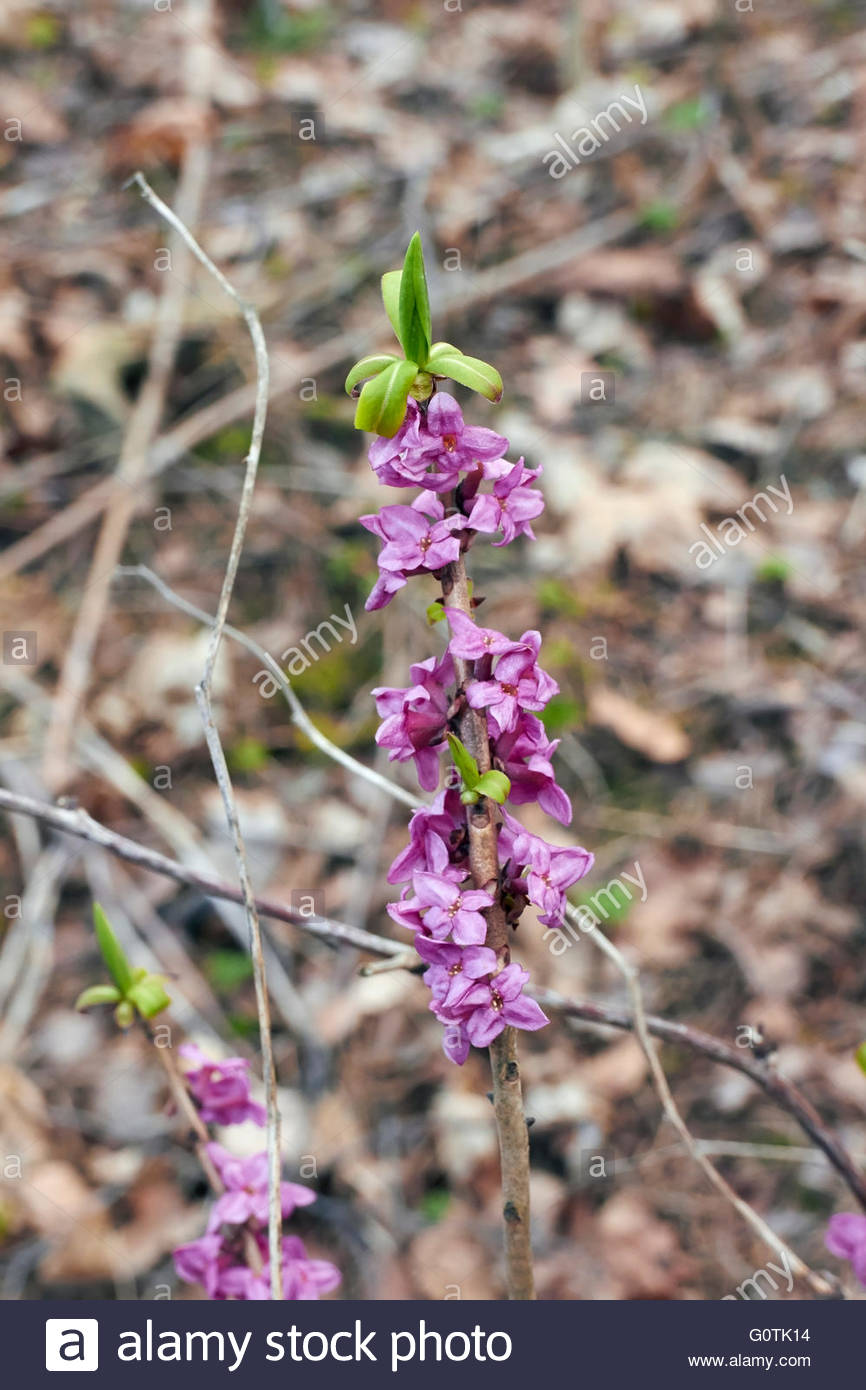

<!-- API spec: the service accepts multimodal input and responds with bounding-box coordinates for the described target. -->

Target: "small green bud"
[409,370,433,401]
[114,999,135,1030]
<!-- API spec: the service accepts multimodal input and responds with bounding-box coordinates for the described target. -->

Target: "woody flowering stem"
[350,233,592,1301]
[441,555,535,1299]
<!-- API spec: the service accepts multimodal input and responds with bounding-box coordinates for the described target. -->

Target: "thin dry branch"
[129,170,283,1298]
[574,910,838,1299]
[0,788,402,958]
[115,564,421,811]
[2,786,862,1228]
[534,982,866,1213]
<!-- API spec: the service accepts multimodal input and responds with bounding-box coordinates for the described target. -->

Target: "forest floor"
[1,0,865,1300]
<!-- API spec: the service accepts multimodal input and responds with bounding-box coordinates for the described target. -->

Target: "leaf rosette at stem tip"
[75,902,171,1028]
[345,232,503,437]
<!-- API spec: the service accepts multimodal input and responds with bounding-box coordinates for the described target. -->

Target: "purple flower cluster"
[360,393,541,611]
[173,1046,340,1301]
[178,1043,267,1127]
[362,391,593,1065]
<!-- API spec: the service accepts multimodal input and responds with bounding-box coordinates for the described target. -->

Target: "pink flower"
[415,935,498,1012]
[442,1019,470,1066]
[367,398,433,489]
[468,457,545,545]
[215,1236,341,1301]
[444,608,518,659]
[421,392,509,490]
[387,789,466,884]
[280,1235,342,1300]
[466,636,557,734]
[173,1233,227,1297]
[205,1144,316,1232]
[412,871,494,946]
[452,963,549,1048]
[493,714,572,824]
[372,652,454,791]
[361,501,466,611]
[518,841,593,926]
[179,1044,266,1128]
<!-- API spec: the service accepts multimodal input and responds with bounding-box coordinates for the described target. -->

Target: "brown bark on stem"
[440,554,536,1300]
[147,1023,263,1276]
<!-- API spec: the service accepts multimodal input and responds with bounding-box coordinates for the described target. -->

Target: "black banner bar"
[5,1297,853,1387]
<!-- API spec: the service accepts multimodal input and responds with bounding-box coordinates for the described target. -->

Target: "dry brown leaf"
[589,687,691,762]
[597,1191,693,1298]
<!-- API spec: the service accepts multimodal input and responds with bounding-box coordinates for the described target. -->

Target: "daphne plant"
[350,233,593,1298]
[345,233,503,437]
[351,232,592,1066]
[75,902,340,1301]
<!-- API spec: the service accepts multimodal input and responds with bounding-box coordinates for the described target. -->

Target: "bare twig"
[441,555,535,1300]
[0,788,403,958]
[0,667,316,1042]
[115,564,421,811]
[41,0,215,791]
[0,845,66,1058]
[3,786,863,1225]
[534,982,866,1212]
[573,911,838,1298]
[129,170,283,1297]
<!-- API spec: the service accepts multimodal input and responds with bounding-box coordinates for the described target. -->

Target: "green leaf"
[127,973,172,1019]
[474,770,511,804]
[426,349,502,402]
[397,233,432,367]
[426,341,461,364]
[426,599,446,625]
[345,353,400,396]
[354,358,418,437]
[855,1042,866,1077]
[93,903,133,994]
[447,733,479,790]
[381,270,402,341]
[75,984,122,1011]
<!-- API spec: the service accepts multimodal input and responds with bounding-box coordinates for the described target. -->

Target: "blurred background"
[1,0,865,1300]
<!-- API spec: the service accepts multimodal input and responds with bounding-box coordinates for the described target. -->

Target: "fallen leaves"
[588,687,691,763]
